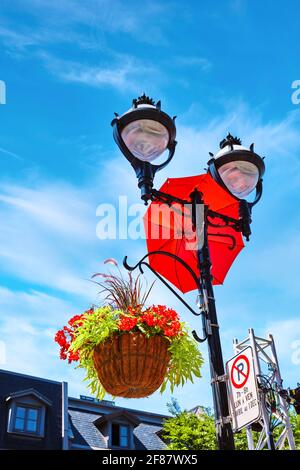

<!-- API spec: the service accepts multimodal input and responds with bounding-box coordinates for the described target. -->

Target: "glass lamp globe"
[215,144,260,199]
[121,118,169,162]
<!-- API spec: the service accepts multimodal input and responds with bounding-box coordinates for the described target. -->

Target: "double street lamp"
[111,94,265,450]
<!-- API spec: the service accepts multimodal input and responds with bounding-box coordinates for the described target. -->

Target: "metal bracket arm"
[123,251,208,343]
[211,374,228,384]
[215,416,232,426]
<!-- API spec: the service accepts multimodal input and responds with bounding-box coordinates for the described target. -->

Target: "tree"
[162,405,217,450]
[291,413,300,448]
[162,399,300,450]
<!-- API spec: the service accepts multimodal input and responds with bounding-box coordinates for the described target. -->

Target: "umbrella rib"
[174,237,185,292]
[208,232,244,248]
[207,232,237,250]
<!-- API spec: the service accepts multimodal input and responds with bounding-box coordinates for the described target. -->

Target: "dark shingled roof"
[0,369,168,451]
[134,423,166,450]
[68,410,107,449]
[69,409,166,450]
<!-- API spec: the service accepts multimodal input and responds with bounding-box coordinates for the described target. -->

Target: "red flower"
[127,306,140,316]
[60,350,67,360]
[68,314,83,327]
[164,320,181,337]
[55,304,182,364]
[54,313,86,364]
[163,327,177,337]
[141,313,158,327]
[119,316,138,331]
[68,350,80,363]
[157,317,167,328]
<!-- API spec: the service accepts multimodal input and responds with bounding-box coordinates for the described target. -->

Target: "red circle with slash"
[230,354,250,389]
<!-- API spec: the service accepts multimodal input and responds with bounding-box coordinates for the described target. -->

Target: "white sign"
[226,346,261,431]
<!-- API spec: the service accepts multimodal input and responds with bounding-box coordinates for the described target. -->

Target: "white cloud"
[0,25,39,51]
[266,318,300,361]
[42,53,160,93]
[174,56,212,71]
[0,286,74,377]
[0,183,95,239]
[0,147,22,161]
[0,181,102,298]
[264,318,300,387]
[0,286,75,325]
[0,0,173,51]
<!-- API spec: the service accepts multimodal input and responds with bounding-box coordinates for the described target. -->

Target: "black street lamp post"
[111,95,265,450]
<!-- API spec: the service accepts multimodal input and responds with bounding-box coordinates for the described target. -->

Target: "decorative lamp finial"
[219,133,242,150]
[132,93,157,108]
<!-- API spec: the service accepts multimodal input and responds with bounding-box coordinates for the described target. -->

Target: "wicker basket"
[93,332,171,398]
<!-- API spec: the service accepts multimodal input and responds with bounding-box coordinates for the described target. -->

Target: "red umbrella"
[143,173,244,293]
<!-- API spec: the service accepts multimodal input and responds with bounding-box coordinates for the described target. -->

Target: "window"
[6,389,50,439]
[13,405,40,434]
[111,423,130,448]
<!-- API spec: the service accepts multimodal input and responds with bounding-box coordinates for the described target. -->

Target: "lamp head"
[208,133,265,203]
[111,95,177,203]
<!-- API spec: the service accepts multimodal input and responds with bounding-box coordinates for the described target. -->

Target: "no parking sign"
[226,346,261,431]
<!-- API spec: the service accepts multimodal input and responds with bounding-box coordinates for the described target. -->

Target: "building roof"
[134,423,166,450]
[0,368,61,384]
[0,369,169,450]
[94,409,140,427]
[68,407,167,450]
[69,397,169,425]
[5,388,53,406]
[68,409,108,449]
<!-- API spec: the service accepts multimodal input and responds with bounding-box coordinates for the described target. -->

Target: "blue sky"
[0,0,300,415]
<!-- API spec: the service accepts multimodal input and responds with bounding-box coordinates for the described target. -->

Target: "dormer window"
[93,409,140,450]
[14,405,40,434]
[111,423,130,448]
[6,388,52,439]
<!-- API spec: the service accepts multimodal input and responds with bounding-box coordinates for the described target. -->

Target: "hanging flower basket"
[93,332,170,398]
[54,260,204,399]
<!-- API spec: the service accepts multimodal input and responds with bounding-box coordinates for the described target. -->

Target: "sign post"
[226,346,260,431]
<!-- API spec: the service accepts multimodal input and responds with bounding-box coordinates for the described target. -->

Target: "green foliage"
[291,413,300,449]
[233,429,250,450]
[70,306,121,399]
[162,409,217,450]
[161,331,204,394]
[271,412,300,450]
[162,405,300,451]
[167,397,182,416]
[234,413,300,450]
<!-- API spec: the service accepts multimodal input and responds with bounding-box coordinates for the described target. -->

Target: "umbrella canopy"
[143,174,244,293]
